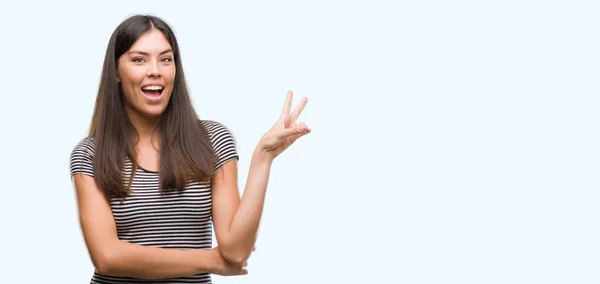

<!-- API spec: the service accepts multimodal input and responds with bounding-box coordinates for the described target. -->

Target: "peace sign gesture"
[257,90,311,161]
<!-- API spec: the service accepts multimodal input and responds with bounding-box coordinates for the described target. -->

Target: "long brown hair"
[88,15,216,198]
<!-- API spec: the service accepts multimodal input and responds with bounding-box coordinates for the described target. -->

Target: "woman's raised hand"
[257,90,311,161]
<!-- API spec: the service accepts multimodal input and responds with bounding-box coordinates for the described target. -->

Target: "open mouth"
[141,85,164,99]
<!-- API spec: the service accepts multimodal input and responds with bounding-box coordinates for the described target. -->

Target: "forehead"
[129,29,172,53]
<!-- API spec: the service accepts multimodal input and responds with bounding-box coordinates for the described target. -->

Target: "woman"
[69,14,310,283]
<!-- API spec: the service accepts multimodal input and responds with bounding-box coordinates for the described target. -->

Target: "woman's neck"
[127,108,161,148]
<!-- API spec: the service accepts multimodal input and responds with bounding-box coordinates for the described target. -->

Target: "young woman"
[69,14,310,284]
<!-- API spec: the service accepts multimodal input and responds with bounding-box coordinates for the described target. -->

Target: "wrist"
[199,248,218,274]
[252,148,274,165]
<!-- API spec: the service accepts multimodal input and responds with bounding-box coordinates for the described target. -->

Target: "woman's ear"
[115,63,121,82]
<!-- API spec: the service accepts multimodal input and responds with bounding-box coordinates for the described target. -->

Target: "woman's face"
[118,28,176,119]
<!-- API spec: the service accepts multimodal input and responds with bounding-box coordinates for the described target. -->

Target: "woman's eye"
[161,57,173,63]
[133,57,145,63]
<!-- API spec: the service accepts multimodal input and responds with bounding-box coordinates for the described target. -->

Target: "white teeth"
[142,86,164,91]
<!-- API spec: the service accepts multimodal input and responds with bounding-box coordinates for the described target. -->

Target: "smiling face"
[117,28,176,120]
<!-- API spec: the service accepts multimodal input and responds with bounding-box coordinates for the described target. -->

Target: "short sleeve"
[69,137,96,177]
[203,120,239,171]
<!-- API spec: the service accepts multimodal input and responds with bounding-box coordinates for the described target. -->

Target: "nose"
[147,60,161,77]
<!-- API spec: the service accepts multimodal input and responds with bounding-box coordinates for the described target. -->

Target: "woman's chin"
[136,104,167,119]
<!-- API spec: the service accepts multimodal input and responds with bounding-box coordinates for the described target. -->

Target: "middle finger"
[289,97,308,124]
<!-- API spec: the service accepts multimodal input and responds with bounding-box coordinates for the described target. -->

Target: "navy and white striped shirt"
[69,120,239,284]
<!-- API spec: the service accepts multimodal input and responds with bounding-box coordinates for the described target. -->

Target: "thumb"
[288,130,310,145]
[277,123,310,139]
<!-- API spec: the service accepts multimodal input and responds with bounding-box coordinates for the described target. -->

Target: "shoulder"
[70,137,96,158]
[69,137,96,177]
[200,120,239,169]
[200,120,237,145]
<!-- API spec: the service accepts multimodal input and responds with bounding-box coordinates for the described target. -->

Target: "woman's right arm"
[72,174,247,279]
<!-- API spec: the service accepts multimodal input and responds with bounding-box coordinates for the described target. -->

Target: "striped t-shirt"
[69,120,239,284]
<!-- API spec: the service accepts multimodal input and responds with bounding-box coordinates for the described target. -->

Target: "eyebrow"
[128,49,173,55]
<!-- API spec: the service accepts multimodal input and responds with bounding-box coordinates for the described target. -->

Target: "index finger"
[280,90,293,119]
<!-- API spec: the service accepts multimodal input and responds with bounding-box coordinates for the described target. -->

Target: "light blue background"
[0,0,598,283]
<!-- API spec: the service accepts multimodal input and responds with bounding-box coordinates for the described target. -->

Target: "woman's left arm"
[211,150,271,265]
[211,90,310,264]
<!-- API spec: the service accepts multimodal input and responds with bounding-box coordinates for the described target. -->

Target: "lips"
[141,84,164,102]
[141,85,163,96]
